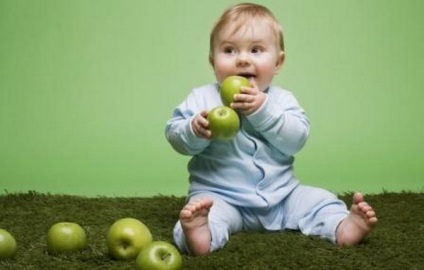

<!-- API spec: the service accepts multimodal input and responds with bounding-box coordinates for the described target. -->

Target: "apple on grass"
[0,229,17,260]
[220,75,251,106]
[135,241,182,270]
[47,222,87,254]
[106,217,152,260]
[207,106,240,141]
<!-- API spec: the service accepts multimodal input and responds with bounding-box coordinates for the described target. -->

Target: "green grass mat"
[0,191,423,269]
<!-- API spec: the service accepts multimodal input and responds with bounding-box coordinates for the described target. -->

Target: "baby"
[165,3,377,256]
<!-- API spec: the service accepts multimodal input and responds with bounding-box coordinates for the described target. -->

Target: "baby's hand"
[192,110,212,139]
[231,79,266,115]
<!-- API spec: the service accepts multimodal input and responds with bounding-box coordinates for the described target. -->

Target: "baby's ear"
[275,51,285,73]
[209,53,215,67]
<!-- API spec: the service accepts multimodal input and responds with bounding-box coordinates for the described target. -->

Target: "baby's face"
[211,19,284,92]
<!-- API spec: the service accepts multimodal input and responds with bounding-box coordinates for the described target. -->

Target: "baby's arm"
[165,96,211,156]
[246,90,310,156]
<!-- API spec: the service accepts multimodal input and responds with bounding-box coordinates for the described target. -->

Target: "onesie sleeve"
[246,89,310,156]
[165,89,211,156]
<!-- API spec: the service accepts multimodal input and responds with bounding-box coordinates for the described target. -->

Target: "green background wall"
[1,0,423,197]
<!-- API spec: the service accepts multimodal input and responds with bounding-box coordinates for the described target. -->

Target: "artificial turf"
[0,191,423,269]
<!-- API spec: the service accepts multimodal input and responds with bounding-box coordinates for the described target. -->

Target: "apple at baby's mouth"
[220,75,252,107]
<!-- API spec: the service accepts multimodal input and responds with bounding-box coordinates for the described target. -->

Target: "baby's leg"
[336,192,378,246]
[174,195,243,256]
[179,198,213,256]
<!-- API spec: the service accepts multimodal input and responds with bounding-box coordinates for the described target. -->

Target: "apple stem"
[161,253,171,261]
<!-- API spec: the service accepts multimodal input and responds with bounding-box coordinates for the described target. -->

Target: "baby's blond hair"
[209,3,284,64]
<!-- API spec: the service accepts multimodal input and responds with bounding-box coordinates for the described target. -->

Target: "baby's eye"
[223,47,236,54]
[251,47,263,54]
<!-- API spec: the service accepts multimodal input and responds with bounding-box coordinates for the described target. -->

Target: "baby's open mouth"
[237,73,256,80]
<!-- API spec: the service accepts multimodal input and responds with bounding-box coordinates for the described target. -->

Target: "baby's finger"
[199,117,209,128]
[234,93,254,103]
[249,77,257,86]
[248,79,260,93]
[240,86,254,94]
[200,110,209,118]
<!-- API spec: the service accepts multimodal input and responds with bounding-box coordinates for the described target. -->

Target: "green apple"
[135,241,182,270]
[207,106,240,140]
[0,229,17,260]
[47,222,87,254]
[220,75,251,106]
[106,217,152,260]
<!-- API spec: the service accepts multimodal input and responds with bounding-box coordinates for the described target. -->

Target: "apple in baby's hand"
[135,241,183,270]
[207,106,240,141]
[47,222,87,254]
[0,229,17,260]
[220,75,251,106]
[106,217,152,260]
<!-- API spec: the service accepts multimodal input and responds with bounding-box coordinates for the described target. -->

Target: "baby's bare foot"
[336,192,378,246]
[180,198,213,255]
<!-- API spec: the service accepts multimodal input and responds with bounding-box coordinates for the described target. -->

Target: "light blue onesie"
[165,83,349,253]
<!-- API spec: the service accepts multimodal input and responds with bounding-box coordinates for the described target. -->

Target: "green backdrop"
[1,0,423,197]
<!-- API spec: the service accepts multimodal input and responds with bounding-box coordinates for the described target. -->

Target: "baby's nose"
[236,52,251,67]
